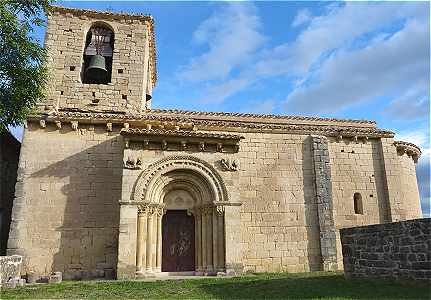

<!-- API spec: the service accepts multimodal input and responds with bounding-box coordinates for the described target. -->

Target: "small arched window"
[82,24,114,84]
[353,193,363,214]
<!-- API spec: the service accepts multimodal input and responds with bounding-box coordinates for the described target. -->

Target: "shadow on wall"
[28,126,123,280]
[374,142,391,223]
[302,137,323,271]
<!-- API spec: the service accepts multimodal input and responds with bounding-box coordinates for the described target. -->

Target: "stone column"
[136,206,148,273]
[155,206,164,273]
[212,207,219,272]
[201,207,207,272]
[195,208,203,274]
[205,207,213,273]
[152,207,157,271]
[146,207,154,273]
[216,206,225,271]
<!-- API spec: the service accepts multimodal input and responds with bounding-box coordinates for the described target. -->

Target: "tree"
[0,0,52,132]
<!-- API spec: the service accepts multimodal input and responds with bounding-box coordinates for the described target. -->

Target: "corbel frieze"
[394,141,421,163]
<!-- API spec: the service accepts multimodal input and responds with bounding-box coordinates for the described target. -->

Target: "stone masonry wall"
[120,132,323,273]
[341,218,431,281]
[380,138,422,221]
[328,138,392,269]
[0,132,21,255]
[9,124,408,278]
[7,122,123,279]
[44,9,152,113]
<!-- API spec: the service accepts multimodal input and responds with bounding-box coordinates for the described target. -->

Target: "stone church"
[3,6,422,280]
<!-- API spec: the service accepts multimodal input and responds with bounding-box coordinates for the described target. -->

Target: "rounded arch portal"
[134,156,227,275]
[133,155,229,205]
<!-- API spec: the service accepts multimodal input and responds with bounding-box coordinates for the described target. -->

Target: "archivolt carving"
[133,155,229,204]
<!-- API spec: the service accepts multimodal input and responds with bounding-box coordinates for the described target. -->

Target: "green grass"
[1,272,429,299]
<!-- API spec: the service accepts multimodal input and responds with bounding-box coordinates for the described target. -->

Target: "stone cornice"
[146,109,377,127]
[121,128,244,141]
[28,109,394,138]
[394,141,421,162]
[49,5,157,86]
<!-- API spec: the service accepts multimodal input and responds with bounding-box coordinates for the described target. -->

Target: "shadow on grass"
[195,273,430,299]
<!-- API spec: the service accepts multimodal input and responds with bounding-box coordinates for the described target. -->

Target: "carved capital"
[39,119,46,128]
[106,122,113,132]
[55,120,62,129]
[215,205,225,216]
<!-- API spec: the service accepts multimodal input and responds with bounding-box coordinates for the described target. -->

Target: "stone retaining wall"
[340,218,430,281]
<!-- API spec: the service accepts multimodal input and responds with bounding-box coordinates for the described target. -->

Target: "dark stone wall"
[0,132,21,255]
[340,218,430,281]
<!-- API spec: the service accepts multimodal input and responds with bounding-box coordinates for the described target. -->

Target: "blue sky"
[10,1,430,216]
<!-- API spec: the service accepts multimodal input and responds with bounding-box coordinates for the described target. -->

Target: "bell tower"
[43,6,156,113]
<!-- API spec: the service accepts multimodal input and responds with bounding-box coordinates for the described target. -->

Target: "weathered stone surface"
[0,255,22,286]
[340,219,430,281]
[48,272,63,284]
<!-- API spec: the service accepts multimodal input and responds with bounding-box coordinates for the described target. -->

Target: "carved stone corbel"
[55,120,62,129]
[162,140,168,150]
[123,123,130,130]
[217,143,223,153]
[106,122,113,132]
[71,121,78,131]
[39,119,46,128]
[199,142,205,152]
[181,140,187,151]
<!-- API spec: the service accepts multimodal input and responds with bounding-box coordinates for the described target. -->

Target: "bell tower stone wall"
[43,6,156,113]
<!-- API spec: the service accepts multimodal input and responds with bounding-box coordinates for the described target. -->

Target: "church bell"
[85,54,107,82]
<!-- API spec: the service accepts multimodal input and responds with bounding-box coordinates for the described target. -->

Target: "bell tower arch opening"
[133,156,227,276]
[82,23,114,84]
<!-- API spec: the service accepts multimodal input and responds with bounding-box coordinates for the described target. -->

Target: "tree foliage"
[0,0,52,131]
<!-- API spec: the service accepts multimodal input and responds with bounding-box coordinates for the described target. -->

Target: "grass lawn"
[1,271,429,299]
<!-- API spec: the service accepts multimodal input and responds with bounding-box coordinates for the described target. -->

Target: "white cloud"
[384,86,430,120]
[292,8,312,27]
[186,2,428,105]
[285,19,429,114]
[177,3,266,83]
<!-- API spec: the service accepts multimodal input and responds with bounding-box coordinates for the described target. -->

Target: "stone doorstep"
[134,271,233,282]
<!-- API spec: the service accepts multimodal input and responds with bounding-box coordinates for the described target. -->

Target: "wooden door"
[162,210,195,272]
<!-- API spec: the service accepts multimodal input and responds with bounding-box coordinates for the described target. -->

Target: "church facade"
[6,6,422,280]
